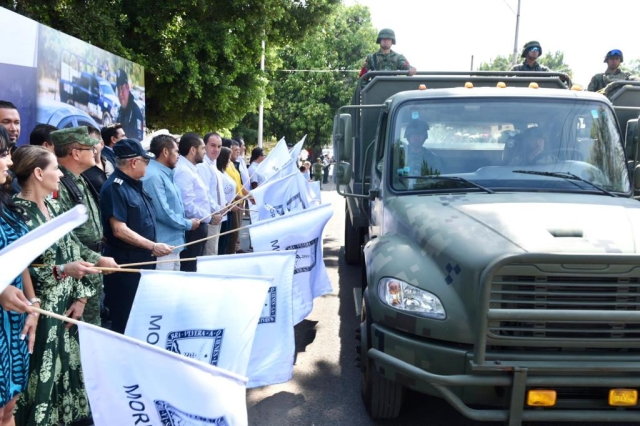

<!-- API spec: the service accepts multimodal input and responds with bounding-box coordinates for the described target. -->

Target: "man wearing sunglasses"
[587,49,639,93]
[510,40,550,72]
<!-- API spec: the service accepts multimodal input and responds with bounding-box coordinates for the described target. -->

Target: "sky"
[348,0,640,87]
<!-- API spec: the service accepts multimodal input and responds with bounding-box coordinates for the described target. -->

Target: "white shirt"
[248,161,265,187]
[197,156,227,223]
[174,156,215,222]
[221,171,237,205]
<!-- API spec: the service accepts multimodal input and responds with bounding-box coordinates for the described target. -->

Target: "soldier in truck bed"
[359,28,417,78]
[587,49,639,93]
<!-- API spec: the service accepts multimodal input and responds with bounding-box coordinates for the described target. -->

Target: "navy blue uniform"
[118,92,144,141]
[100,168,156,333]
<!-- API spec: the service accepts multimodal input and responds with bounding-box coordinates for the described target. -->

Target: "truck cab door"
[368,110,388,239]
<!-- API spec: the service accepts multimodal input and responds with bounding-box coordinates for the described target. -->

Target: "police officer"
[587,49,640,93]
[100,139,173,333]
[359,29,417,78]
[116,69,144,141]
[51,126,119,326]
[510,41,550,72]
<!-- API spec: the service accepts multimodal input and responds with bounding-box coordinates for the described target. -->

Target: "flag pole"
[33,307,80,326]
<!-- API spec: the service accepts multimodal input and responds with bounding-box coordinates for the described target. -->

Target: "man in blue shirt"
[100,139,173,333]
[174,133,218,271]
[143,134,198,270]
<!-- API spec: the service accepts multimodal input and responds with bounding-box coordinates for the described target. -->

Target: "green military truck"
[333,71,640,425]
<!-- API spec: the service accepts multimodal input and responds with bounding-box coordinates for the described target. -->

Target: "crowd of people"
[0,100,275,425]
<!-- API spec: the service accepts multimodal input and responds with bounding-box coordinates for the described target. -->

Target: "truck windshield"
[389,98,630,195]
[100,81,116,96]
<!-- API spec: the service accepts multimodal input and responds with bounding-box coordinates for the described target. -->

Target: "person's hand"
[190,218,200,231]
[64,261,101,279]
[212,214,222,225]
[408,66,417,76]
[64,300,86,330]
[248,196,256,205]
[96,256,119,275]
[22,307,39,353]
[0,286,34,314]
[152,243,174,257]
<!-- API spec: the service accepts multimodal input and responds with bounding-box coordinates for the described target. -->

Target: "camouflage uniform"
[51,128,104,326]
[510,61,550,72]
[362,49,411,74]
[587,69,639,92]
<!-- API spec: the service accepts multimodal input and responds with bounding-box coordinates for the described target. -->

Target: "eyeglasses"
[134,157,150,165]
[74,147,97,153]
[529,47,540,53]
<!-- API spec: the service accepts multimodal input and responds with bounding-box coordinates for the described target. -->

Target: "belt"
[86,241,105,253]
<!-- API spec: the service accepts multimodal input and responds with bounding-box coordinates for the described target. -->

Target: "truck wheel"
[102,112,112,126]
[345,208,362,265]
[360,306,404,419]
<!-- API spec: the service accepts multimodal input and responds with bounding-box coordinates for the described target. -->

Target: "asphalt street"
[243,188,634,426]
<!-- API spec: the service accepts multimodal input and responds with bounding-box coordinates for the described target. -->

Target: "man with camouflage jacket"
[51,126,119,326]
[588,49,639,93]
[359,28,417,78]
[510,40,550,72]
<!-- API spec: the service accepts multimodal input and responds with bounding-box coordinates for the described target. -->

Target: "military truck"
[333,71,640,425]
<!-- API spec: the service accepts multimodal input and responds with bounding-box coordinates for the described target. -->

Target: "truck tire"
[360,300,404,419]
[345,208,362,265]
[102,112,112,126]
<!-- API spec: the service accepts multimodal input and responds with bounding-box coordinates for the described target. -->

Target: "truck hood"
[387,194,640,255]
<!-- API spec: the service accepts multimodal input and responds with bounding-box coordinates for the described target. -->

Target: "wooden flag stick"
[33,307,80,326]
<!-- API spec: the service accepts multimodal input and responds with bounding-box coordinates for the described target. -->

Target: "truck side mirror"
[333,114,353,162]
[634,165,640,191]
[334,161,353,186]
[625,119,638,162]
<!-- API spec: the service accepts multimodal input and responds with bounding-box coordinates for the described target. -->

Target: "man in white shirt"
[197,132,226,255]
[174,133,220,271]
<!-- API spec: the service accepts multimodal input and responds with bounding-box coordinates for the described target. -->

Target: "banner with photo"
[249,203,334,324]
[125,270,272,377]
[197,251,296,388]
[79,322,248,426]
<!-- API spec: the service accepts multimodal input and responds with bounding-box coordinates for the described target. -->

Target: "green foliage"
[0,0,340,133]
[622,59,640,75]
[478,55,513,71]
[257,4,378,148]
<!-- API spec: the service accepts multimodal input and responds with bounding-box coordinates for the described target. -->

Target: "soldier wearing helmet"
[587,49,639,93]
[402,118,441,176]
[359,28,417,78]
[510,41,550,72]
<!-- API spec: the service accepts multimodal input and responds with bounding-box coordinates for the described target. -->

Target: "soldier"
[587,49,639,93]
[510,41,550,72]
[359,28,417,78]
[51,126,119,326]
[403,119,441,176]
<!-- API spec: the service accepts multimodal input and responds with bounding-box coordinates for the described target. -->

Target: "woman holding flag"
[11,145,100,426]
[0,127,38,426]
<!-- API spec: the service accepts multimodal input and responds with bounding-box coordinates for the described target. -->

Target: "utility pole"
[258,38,265,148]
[511,0,521,66]
[470,55,474,71]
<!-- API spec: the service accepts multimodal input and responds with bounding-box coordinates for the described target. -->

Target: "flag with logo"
[253,137,292,183]
[0,205,88,293]
[249,171,311,223]
[125,270,272,377]
[79,322,248,426]
[197,250,296,388]
[249,203,334,324]
[307,180,322,205]
[288,135,306,168]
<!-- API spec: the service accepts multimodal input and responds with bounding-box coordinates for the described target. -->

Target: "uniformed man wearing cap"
[100,139,173,334]
[51,126,119,326]
[359,29,417,78]
[115,69,144,141]
[510,41,550,72]
[588,49,640,93]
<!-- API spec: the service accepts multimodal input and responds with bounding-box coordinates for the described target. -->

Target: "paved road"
[245,189,633,426]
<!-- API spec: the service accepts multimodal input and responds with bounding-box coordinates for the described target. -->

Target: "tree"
[478,51,572,77]
[622,59,640,75]
[257,4,378,149]
[0,0,340,132]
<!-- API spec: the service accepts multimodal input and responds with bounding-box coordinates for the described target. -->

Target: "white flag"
[125,270,272,377]
[307,180,322,205]
[249,172,310,223]
[79,322,248,426]
[197,251,296,388]
[253,137,292,183]
[0,205,87,293]
[249,204,334,324]
[288,135,307,165]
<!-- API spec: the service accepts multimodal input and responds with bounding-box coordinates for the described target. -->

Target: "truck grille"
[488,271,640,342]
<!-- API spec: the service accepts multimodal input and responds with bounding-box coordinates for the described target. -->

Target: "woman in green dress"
[11,146,100,426]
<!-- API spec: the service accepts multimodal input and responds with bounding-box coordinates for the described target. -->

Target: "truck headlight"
[378,278,446,319]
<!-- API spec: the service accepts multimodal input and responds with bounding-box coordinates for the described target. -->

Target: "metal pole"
[512,0,521,66]
[258,39,265,148]
[470,55,474,71]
